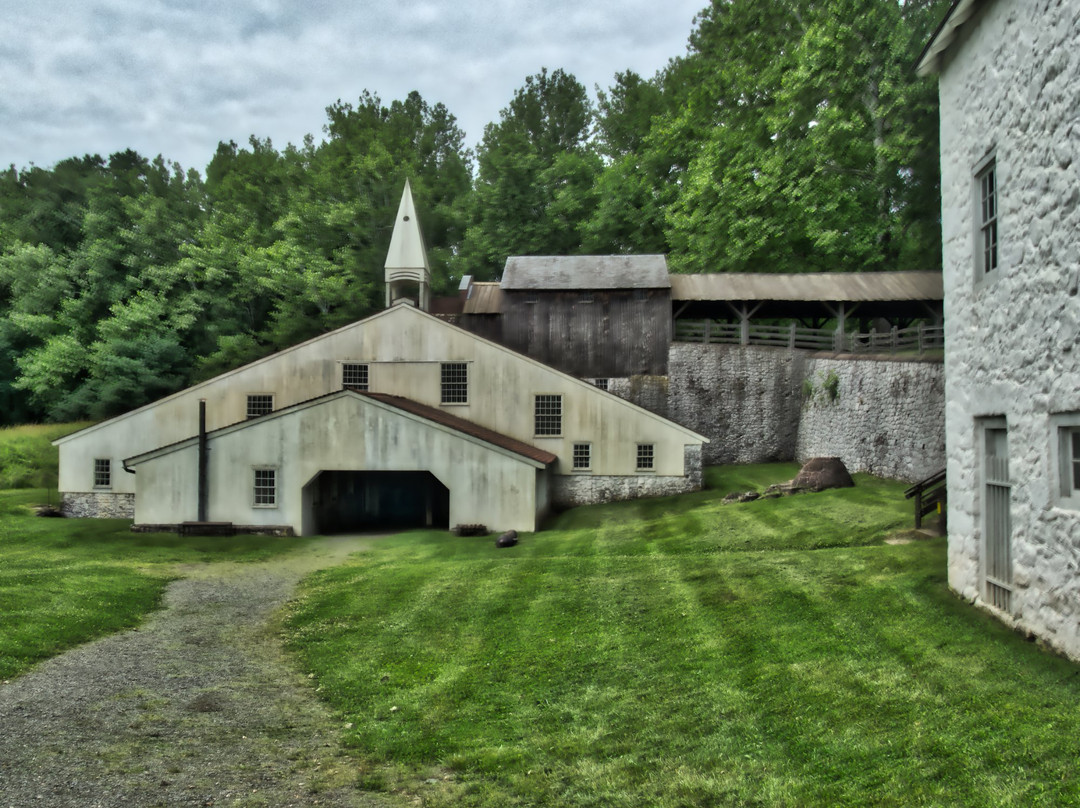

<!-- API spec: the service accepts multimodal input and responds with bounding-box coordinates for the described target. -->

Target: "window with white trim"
[253,467,277,507]
[1053,414,1080,509]
[94,458,111,489]
[247,394,274,419]
[534,394,562,436]
[572,443,591,471]
[441,362,468,404]
[636,443,655,471]
[975,155,998,277]
[342,363,369,391]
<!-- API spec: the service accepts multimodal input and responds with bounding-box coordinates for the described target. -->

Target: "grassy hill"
[0,422,93,490]
[282,468,1080,807]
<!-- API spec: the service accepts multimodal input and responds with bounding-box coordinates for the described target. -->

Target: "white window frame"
[93,458,111,489]
[636,443,656,472]
[342,363,369,391]
[534,394,563,437]
[1051,413,1080,510]
[440,362,468,405]
[253,466,278,508]
[246,394,274,419]
[974,151,1000,282]
[572,442,592,472]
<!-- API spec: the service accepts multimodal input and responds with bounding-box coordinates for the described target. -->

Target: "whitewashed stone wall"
[552,445,702,507]
[797,356,945,482]
[665,344,944,481]
[938,0,1080,659]
[61,492,136,519]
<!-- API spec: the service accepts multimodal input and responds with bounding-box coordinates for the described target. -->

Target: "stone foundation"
[61,492,136,519]
[131,523,295,537]
[553,444,702,508]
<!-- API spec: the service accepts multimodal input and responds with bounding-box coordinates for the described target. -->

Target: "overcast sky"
[0,0,705,174]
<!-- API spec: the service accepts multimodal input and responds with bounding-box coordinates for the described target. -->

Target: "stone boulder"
[791,457,855,492]
[495,530,519,548]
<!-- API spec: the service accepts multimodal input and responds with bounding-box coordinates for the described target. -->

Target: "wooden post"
[198,399,208,523]
[789,321,796,350]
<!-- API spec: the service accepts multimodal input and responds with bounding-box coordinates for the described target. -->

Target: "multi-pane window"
[579,291,595,304]
[592,378,609,391]
[246,394,274,419]
[572,443,591,470]
[1057,423,1080,504]
[633,289,648,302]
[342,363,369,391]
[977,158,998,275]
[94,458,111,488]
[1071,430,1080,494]
[535,394,563,436]
[253,468,277,507]
[636,443,655,471]
[441,362,468,404]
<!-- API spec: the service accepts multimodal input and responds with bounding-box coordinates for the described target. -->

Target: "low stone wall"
[552,444,703,508]
[61,492,136,519]
[666,343,944,482]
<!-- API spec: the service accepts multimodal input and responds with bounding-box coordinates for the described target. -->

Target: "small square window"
[94,458,111,488]
[247,394,274,419]
[1055,420,1080,508]
[592,378,609,391]
[975,156,998,277]
[441,362,468,404]
[633,289,647,302]
[525,293,538,305]
[636,444,655,471]
[253,468,277,507]
[579,291,595,304]
[342,363,369,391]
[572,443,591,471]
[535,394,562,436]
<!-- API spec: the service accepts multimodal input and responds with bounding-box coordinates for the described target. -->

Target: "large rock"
[791,457,854,492]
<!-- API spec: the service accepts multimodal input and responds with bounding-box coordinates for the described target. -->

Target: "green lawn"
[284,465,1080,807]
[0,489,309,680]
[0,421,93,489]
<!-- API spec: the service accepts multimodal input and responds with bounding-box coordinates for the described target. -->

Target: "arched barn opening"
[303,470,449,534]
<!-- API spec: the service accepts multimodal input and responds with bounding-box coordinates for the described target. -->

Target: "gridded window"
[535,394,563,436]
[94,458,111,488]
[247,394,274,418]
[441,362,468,404]
[977,158,998,275]
[253,468,277,507]
[636,443,655,471]
[633,289,648,302]
[342,363,369,391]
[572,443,591,470]
[593,378,609,391]
[1072,431,1080,493]
[525,293,538,305]
[579,291,595,304]
[1057,423,1080,504]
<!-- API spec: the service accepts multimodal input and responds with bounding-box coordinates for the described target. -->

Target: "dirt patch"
[0,535,401,808]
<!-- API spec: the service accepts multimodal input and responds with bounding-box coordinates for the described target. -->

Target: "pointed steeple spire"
[384,178,431,310]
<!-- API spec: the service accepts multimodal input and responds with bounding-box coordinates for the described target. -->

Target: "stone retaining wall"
[61,492,135,519]
[664,344,944,482]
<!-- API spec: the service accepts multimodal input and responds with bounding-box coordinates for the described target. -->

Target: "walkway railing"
[674,320,944,355]
[904,468,947,532]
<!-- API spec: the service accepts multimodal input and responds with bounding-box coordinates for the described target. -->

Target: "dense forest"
[0,0,949,424]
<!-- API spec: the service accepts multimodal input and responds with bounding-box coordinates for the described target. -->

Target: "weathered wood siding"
[486,290,671,377]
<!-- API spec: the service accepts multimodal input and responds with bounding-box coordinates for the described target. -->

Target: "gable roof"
[501,255,670,291]
[125,390,557,468]
[669,271,944,303]
[915,0,993,76]
[462,282,502,314]
[62,301,705,448]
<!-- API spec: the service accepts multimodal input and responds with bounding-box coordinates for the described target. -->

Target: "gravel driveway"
[0,535,399,808]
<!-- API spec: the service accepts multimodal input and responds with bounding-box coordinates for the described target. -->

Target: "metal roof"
[462,282,503,314]
[501,255,670,290]
[669,272,944,303]
[915,0,990,76]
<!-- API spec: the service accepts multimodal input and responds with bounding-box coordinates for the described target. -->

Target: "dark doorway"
[304,470,449,534]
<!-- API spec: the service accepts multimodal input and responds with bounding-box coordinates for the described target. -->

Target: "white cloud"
[0,0,703,172]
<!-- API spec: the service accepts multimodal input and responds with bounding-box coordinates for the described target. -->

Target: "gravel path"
[0,535,401,808]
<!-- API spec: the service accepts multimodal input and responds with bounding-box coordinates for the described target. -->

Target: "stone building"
[918,0,1080,658]
[54,184,706,535]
